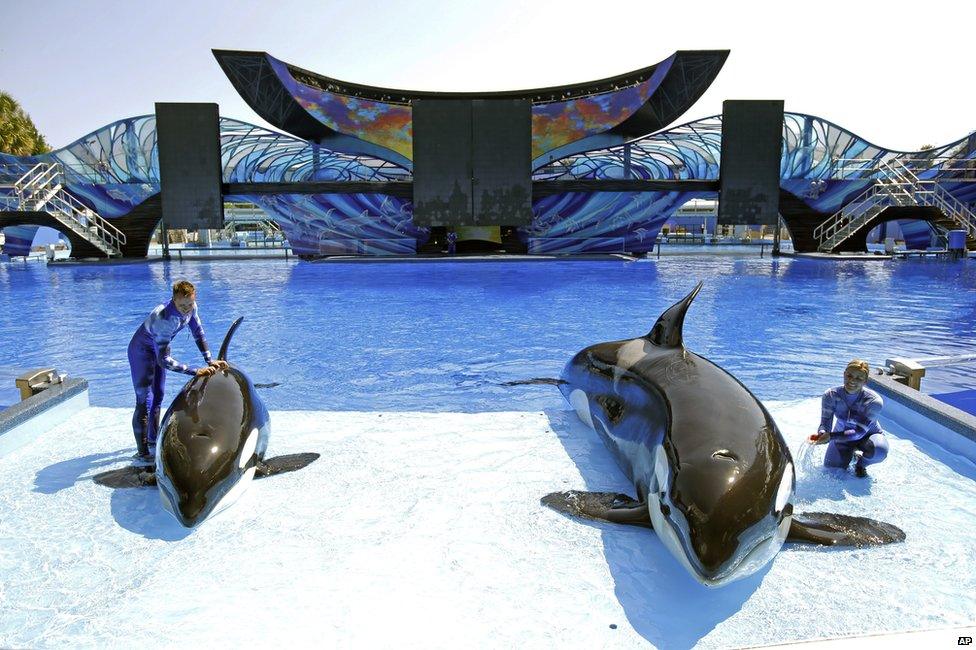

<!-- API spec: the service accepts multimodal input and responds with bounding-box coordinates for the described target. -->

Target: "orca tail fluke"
[788,511,906,546]
[218,317,245,361]
[542,490,652,528]
[645,281,704,347]
[254,452,320,479]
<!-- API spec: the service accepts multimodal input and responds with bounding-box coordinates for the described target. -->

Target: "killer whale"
[543,282,904,587]
[94,317,318,527]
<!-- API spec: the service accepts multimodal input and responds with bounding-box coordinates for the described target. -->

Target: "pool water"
[1,255,973,410]
[1,254,975,647]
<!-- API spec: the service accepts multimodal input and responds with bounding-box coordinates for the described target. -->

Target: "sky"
[1,0,973,152]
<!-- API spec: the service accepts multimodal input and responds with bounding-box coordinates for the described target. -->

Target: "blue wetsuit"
[127,300,212,455]
[818,386,889,469]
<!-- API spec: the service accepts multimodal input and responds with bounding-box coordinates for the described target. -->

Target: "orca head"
[650,429,795,587]
[156,369,259,528]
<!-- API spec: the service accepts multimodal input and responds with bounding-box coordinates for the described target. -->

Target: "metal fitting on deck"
[15,368,66,401]
[885,358,926,391]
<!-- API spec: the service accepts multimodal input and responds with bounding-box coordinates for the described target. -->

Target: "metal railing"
[899,157,976,179]
[816,159,976,252]
[314,237,418,256]
[15,163,62,206]
[1,162,126,257]
[830,157,976,180]
[45,189,127,256]
[168,245,293,261]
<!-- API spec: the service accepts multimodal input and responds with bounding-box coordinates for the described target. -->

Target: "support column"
[160,220,170,260]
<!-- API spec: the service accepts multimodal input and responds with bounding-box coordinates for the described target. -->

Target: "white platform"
[0,402,974,648]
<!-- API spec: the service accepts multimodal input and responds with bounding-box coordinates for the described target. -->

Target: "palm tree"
[0,92,51,156]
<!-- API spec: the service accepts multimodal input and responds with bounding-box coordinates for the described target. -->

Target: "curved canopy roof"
[213,49,728,164]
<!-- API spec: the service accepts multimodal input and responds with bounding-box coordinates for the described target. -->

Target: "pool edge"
[869,374,976,461]
[0,378,90,458]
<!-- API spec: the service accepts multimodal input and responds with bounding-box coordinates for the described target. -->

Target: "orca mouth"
[177,496,210,527]
[692,514,791,588]
[694,533,776,587]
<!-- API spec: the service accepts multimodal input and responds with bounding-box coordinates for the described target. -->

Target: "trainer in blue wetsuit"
[127,280,224,460]
[811,359,889,478]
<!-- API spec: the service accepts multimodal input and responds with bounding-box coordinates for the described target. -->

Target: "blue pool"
[1,255,973,410]
[2,253,975,648]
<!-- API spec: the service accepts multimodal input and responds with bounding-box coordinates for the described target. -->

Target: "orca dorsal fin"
[218,317,244,361]
[645,281,703,347]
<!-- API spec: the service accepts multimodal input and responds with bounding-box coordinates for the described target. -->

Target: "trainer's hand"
[809,431,829,444]
[195,366,217,377]
[208,360,229,371]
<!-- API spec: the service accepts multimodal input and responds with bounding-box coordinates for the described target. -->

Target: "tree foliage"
[0,92,51,156]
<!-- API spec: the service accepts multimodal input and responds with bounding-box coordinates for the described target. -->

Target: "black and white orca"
[96,317,317,527]
[544,282,904,587]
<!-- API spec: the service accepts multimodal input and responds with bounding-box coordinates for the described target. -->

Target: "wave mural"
[537,112,976,251]
[0,116,417,256]
[227,192,424,256]
[2,111,974,256]
[526,190,707,254]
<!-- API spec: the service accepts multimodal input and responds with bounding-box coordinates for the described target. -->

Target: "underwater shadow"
[544,409,767,649]
[108,484,193,542]
[35,449,192,541]
[34,449,130,494]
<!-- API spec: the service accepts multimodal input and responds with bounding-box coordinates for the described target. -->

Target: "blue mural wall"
[526,191,708,254]
[2,112,974,256]
[228,192,424,256]
[547,112,975,250]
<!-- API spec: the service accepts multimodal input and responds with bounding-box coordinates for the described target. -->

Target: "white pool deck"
[1,400,974,648]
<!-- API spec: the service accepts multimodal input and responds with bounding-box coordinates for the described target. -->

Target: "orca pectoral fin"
[788,511,906,547]
[541,490,652,528]
[93,466,157,489]
[254,452,320,479]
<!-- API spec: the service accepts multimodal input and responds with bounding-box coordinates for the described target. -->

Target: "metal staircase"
[1,162,126,257]
[815,159,976,253]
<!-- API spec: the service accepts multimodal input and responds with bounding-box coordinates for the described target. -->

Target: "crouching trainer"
[810,359,889,478]
[127,280,227,462]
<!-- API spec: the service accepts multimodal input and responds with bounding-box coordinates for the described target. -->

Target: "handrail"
[14,162,57,193]
[831,157,976,180]
[813,183,884,242]
[46,190,127,253]
[3,161,127,256]
[816,158,976,251]
[900,157,976,177]
[170,245,293,261]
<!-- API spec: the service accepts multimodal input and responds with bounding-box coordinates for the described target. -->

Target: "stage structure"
[214,48,728,235]
[1,49,975,258]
